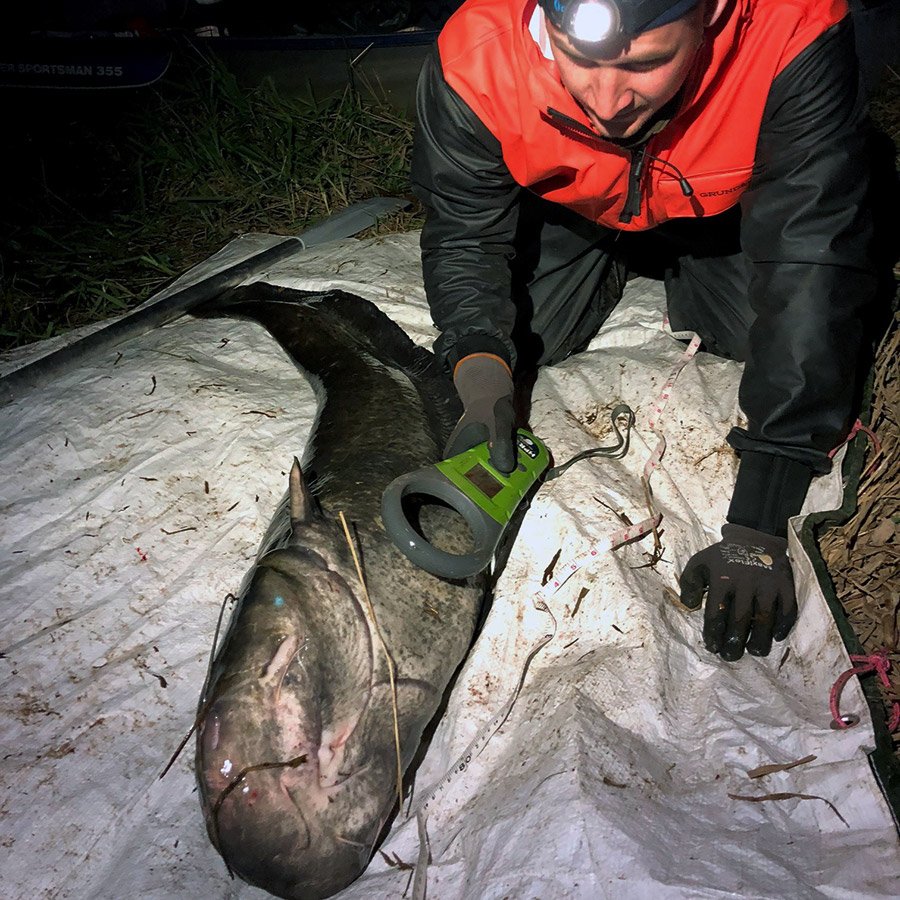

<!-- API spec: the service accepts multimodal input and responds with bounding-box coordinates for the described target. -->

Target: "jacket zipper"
[544,108,649,225]
[619,145,647,225]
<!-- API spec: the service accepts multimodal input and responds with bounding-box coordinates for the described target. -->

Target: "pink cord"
[828,418,882,459]
[829,650,900,732]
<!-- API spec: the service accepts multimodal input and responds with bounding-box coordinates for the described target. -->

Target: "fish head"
[195,521,411,898]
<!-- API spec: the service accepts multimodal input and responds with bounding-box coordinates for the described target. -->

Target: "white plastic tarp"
[1,232,897,899]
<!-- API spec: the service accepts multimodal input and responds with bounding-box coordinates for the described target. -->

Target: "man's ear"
[703,0,732,28]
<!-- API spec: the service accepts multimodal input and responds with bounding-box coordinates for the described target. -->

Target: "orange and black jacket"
[411,0,877,533]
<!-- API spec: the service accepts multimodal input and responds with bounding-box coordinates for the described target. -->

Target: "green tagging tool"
[381,430,550,579]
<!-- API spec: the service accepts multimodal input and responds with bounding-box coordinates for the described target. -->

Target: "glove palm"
[445,353,517,473]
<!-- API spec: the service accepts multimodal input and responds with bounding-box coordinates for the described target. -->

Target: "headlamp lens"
[568,0,618,45]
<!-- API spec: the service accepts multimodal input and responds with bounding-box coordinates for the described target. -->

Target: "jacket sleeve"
[725,17,878,534]
[410,46,523,373]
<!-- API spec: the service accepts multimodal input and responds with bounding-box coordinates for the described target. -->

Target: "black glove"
[678,523,797,661]
[445,353,517,474]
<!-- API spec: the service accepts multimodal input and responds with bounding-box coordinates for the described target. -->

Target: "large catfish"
[193,284,484,899]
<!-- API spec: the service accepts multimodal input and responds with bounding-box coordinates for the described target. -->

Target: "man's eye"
[621,60,667,73]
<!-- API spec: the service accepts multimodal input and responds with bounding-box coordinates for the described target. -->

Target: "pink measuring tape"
[643,330,702,480]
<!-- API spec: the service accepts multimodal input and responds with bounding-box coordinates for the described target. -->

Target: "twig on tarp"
[747,754,816,779]
[571,586,589,617]
[379,851,414,871]
[379,850,415,897]
[728,790,849,828]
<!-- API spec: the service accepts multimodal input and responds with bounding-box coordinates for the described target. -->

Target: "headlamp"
[541,0,700,51]
[564,0,620,45]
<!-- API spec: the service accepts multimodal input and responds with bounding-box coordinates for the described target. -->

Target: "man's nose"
[584,70,633,121]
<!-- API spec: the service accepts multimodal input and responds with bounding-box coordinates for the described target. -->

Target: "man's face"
[546,8,705,140]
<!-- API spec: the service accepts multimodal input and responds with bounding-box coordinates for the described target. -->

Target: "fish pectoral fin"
[317,678,436,785]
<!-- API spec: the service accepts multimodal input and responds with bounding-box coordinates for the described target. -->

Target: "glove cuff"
[727,451,813,538]
[451,335,512,372]
[720,523,788,554]
[453,352,512,380]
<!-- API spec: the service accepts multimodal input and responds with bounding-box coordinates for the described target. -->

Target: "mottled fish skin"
[193,285,483,900]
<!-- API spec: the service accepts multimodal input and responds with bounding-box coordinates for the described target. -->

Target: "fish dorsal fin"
[289,457,316,527]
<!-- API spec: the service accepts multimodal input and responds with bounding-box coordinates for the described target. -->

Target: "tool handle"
[381,466,504,580]
[1,196,409,406]
[0,238,301,406]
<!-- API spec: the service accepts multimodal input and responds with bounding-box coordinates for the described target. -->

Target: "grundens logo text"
[699,180,752,198]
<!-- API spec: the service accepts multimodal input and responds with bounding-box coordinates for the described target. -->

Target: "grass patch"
[0,46,419,350]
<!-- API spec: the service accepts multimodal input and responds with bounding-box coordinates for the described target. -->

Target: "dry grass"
[819,314,900,741]
[816,65,900,749]
[0,48,419,349]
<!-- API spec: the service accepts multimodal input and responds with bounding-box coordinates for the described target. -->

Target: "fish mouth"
[209,782,371,900]
[197,695,384,900]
